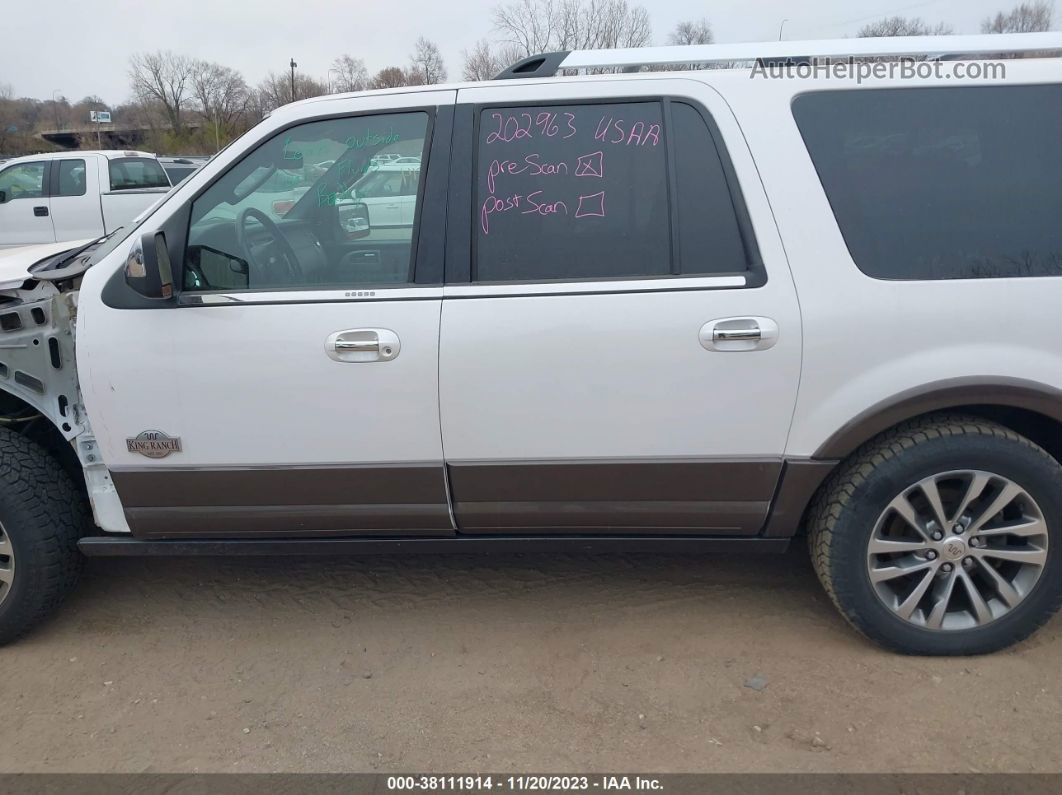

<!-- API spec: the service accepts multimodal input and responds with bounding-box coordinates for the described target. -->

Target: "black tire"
[808,414,1062,655]
[0,427,86,645]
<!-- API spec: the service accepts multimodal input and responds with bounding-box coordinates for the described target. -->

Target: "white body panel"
[49,156,104,242]
[441,79,801,462]
[707,58,1062,457]
[77,92,457,473]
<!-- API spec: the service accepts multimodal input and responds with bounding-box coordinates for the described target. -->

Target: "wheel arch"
[763,378,1062,539]
[813,377,1062,462]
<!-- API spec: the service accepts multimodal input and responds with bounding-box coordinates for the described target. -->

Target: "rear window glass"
[108,157,170,191]
[793,86,1062,280]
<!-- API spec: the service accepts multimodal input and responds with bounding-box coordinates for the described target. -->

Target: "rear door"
[440,78,801,535]
[0,161,54,246]
[49,157,104,242]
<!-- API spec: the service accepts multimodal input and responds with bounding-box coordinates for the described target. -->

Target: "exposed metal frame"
[495,33,1062,79]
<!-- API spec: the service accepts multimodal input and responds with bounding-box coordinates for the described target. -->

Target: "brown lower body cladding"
[112,458,831,540]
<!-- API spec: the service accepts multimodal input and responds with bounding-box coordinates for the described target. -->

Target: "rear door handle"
[699,317,779,352]
[325,328,400,362]
[33,206,48,217]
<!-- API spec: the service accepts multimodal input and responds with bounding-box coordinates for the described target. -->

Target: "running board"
[78,535,790,557]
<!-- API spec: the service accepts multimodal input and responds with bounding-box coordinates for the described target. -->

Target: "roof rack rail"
[494,32,1062,79]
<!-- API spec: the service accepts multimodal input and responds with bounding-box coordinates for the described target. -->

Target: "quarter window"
[184,112,429,292]
[793,86,1062,280]
[0,162,46,200]
[474,101,752,283]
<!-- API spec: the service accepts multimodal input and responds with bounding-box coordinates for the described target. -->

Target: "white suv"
[0,33,1060,655]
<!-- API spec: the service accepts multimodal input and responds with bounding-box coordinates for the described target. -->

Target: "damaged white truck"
[1,33,1062,655]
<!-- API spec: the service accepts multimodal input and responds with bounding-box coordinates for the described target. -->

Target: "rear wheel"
[809,415,1062,655]
[0,428,86,645]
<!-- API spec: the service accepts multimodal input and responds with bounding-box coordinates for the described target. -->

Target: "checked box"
[574,151,604,178]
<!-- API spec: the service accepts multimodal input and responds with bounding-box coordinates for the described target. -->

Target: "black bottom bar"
[78,534,790,557]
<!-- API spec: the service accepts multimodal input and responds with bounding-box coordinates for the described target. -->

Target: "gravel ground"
[1,544,1060,773]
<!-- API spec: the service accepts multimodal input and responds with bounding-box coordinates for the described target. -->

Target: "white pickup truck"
[0,151,171,248]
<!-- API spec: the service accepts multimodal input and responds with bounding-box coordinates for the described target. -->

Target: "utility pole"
[289,58,297,103]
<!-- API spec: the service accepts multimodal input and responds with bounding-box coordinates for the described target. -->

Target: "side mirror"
[339,202,371,240]
[124,231,175,299]
[0,190,7,205]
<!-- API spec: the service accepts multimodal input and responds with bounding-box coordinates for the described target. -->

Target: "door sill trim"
[79,535,790,557]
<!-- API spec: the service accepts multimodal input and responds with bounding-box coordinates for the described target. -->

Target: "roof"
[2,150,157,164]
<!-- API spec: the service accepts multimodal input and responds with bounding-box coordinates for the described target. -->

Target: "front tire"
[808,415,1062,655]
[0,428,86,645]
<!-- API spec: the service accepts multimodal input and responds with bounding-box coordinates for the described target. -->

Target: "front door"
[0,161,54,246]
[439,80,802,535]
[77,91,457,538]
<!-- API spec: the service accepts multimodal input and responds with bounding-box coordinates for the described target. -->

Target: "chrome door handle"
[713,326,761,342]
[699,317,779,352]
[325,328,401,362]
[334,339,379,352]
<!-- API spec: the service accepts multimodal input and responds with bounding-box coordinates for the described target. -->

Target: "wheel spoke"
[0,565,12,585]
[974,558,1023,608]
[921,476,949,532]
[926,570,959,629]
[967,482,1022,535]
[951,473,990,526]
[868,537,929,555]
[870,559,935,584]
[0,535,9,556]
[895,568,936,620]
[974,546,1047,567]
[887,493,931,540]
[976,517,1047,539]
[958,570,994,625]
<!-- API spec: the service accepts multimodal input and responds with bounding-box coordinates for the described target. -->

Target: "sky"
[1,0,1046,106]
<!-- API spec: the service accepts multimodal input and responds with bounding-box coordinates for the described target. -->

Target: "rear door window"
[473,100,753,283]
[56,159,87,197]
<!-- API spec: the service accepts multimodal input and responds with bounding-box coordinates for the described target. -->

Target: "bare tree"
[858,16,953,37]
[256,72,327,113]
[129,51,195,134]
[370,66,416,89]
[330,55,369,93]
[668,18,714,45]
[191,61,248,132]
[409,37,448,85]
[462,40,524,80]
[982,1,1054,32]
[492,0,652,57]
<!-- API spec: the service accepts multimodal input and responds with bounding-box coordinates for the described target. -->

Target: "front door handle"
[325,328,401,362]
[33,206,48,217]
[699,317,779,352]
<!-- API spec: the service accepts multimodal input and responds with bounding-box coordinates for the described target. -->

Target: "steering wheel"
[235,207,304,286]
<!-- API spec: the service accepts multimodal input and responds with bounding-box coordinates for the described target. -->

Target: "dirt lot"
[1,544,1061,773]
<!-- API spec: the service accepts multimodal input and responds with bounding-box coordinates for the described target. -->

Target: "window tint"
[108,157,170,190]
[185,112,429,292]
[476,103,669,282]
[671,103,748,276]
[0,162,46,200]
[164,165,198,185]
[57,159,87,197]
[794,86,1062,280]
[474,101,751,283]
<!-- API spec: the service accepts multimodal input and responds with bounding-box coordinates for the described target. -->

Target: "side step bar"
[79,535,790,557]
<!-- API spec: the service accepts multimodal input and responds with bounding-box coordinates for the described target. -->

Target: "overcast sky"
[2,0,1045,105]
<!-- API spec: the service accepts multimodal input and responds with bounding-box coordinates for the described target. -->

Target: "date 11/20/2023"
[479,109,662,236]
